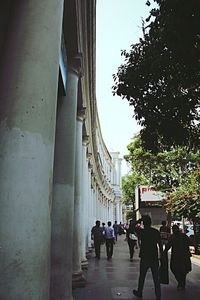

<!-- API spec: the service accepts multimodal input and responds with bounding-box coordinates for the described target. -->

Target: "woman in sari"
[165,224,192,290]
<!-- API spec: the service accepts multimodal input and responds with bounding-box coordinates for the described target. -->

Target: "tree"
[164,167,200,253]
[125,135,200,192]
[164,167,200,218]
[113,0,200,151]
[122,173,148,222]
[125,136,200,233]
[122,173,148,206]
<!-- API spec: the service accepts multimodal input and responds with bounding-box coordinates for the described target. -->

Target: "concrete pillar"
[105,199,108,222]
[102,197,104,221]
[87,164,93,249]
[93,183,97,220]
[50,64,80,300]
[116,200,120,223]
[84,154,90,253]
[119,202,123,223]
[118,159,122,188]
[103,199,106,222]
[81,137,89,269]
[103,198,105,222]
[72,111,86,287]
[109,200,112,222]
[96,188,99,218]
[0,1,63,299]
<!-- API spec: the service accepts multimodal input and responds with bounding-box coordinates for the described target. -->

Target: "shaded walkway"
[73,235,200,300]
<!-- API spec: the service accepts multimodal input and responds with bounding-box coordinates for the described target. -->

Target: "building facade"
[0,1,122,299]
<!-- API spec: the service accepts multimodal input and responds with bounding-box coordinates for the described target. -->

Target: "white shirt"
[105,226,115,239]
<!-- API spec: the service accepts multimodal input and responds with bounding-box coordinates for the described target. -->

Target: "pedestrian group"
[91,215,192,300]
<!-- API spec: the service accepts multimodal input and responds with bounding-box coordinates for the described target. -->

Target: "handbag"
[129,233,137,241]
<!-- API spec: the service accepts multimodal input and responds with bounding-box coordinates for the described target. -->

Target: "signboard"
[140,186,165,202]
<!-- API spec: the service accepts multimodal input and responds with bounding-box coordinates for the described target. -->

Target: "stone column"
[118,158,122,188]
[106,199,108,222]
[0,1,63,299]
[96,187,99,218]
[119,202,123,224]
[93,181,97,221]
[116,200,120,223]
[72,111,86,287]
[110,200,114,222]
[102,198,104,221]
[107,200,109,222]
[50,60,80,300]
[87,165,93,250]
[81,135,89,269]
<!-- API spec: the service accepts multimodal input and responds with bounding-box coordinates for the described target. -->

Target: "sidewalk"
[191,254,200,267]
[73,235,200,300]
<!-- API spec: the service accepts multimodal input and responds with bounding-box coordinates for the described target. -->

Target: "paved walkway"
[73,235,200,300]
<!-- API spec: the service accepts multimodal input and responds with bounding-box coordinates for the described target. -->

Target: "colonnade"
[0,1,123,299]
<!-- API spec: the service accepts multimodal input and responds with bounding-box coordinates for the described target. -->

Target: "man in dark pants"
[133,215,163,300]
[113,221,118,241]
[159,220,171,250]
[91,220,104,259]
[105,221,115,260]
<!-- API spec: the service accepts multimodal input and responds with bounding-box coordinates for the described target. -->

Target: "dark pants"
[173,271,186,287]
[105,238,114,258]
[137,259,161,299]
[94,239,101,258]
[128,239,136,259]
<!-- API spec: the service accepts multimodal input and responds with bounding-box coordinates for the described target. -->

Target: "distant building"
[135,185,167,225]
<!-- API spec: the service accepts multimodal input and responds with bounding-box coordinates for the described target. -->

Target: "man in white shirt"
[105,221,115,260]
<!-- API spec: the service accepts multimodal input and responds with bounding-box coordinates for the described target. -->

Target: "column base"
[72,271,86,288]
[81,258,88,270]
[86,249,93,259]
[88,246,93,253]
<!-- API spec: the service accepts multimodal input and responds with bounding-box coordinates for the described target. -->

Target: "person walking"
[118,222,124,235]
[165,224,192,290]
[159,220,171,250]
[113,221,118,241]
[133,215,163,300]
[126,220,138,261]
[105,221,115,260]
[91,220,104,259]
[135,219,142,248]
[101,222,106,245]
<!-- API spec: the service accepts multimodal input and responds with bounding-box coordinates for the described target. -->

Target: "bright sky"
[96,0,151,175]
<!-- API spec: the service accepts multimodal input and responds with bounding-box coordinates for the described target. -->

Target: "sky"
[96,0,151,175]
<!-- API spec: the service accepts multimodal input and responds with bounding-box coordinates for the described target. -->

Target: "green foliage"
[124,135,200,223]
[126,210,135,222]
[113,0,200,151]
[122,173,148,206]
[164,168,200,220]
[125,135,200,192]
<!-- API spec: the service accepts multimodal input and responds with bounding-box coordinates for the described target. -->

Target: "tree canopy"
[122,172,148,206]
[164,167,200,221]
[124,135,200,192]
[123,135,200,223]
[113,0,200,151]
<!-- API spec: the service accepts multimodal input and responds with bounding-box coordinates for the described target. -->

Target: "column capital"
[88,159,93,170]
[77,108,86,122]
[68,53,83,77]
[82,134,90,146]
[87,153,93,168]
